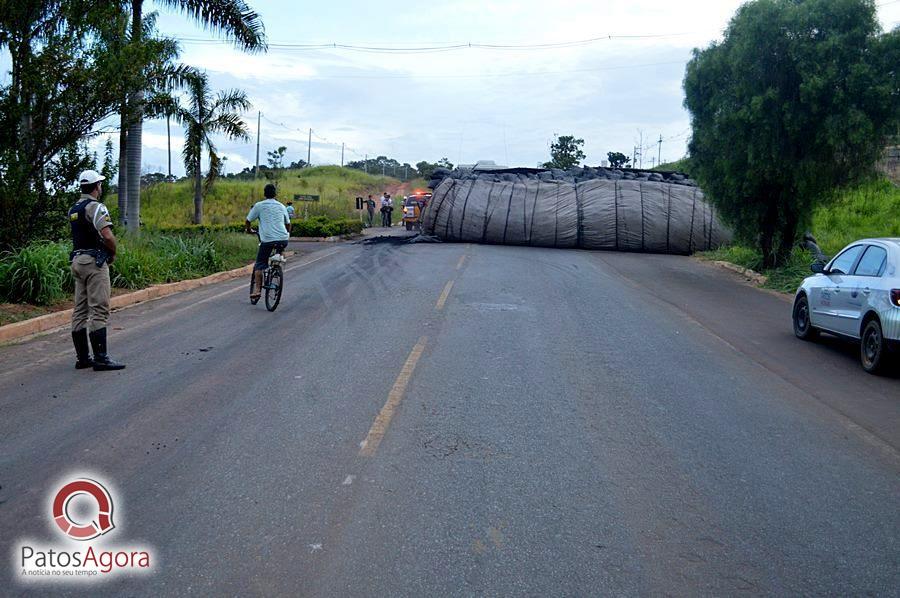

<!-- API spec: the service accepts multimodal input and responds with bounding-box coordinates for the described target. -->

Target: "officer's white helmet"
[78,170,106,185]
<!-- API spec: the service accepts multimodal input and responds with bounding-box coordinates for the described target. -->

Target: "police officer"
[68,170,125,371]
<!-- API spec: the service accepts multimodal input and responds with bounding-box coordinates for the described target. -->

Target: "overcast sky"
[7,0,900,176]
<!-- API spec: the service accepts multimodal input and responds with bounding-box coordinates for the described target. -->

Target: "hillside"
[705,177,900,292]
[124,166,402,227]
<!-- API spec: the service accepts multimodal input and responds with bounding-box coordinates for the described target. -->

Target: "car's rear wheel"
[861,319,889,375]
[793,295,819,341]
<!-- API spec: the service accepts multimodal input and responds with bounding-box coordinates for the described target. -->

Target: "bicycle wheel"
[265,265,283,311]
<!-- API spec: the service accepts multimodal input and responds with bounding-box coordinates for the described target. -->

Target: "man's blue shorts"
[254,240,288,271]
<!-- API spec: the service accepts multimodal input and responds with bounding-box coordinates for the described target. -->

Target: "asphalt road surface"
[1,238,898,596]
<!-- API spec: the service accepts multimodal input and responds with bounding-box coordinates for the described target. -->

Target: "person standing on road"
[365,195,376,227]
[285,201,296,220]
[68,170,125,371]
[245,183,292,301]
[381,192,393,227]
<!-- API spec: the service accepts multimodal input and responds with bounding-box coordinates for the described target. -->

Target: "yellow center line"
[456,254,467,270]
[435,280,455,310]
[359,336,428,457]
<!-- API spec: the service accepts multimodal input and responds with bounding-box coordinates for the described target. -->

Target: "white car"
[793,238,900,374]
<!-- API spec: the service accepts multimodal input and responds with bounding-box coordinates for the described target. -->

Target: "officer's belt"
[69,249,100,260]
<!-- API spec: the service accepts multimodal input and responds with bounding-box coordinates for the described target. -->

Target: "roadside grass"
[701,178,900,293]
[119,166,400,226]
[0,231,258,306]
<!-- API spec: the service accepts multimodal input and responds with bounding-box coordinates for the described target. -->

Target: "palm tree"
[124,0,265,231]
[171,73,251,224]
[110,10,189,224]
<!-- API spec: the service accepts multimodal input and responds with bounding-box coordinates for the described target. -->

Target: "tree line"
[0,0,266,249]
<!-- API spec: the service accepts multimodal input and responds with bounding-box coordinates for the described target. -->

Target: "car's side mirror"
[810,262,826,274]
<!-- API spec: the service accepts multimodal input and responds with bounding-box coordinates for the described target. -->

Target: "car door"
[841,244,889,337]
[813,244,865,333]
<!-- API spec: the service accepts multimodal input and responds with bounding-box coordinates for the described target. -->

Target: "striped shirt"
[246,199,290,243]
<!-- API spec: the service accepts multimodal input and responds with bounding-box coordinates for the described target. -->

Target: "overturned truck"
[421,166,730,254]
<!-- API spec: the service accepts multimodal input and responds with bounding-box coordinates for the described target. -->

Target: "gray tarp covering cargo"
[421,168,731,254]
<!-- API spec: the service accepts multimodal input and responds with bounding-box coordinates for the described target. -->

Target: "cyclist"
[245,183,292,301]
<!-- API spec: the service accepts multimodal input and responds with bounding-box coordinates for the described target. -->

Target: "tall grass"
[703,177,900,292]
[812,178,900,254]
[0,232,258,304]
[0,241,73,304]
[125,166,398,227]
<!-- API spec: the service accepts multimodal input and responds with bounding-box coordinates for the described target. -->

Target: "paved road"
[1,239,898,596]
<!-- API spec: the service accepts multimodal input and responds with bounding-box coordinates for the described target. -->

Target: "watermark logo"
[14,474,155,584]
[52,478,115,541]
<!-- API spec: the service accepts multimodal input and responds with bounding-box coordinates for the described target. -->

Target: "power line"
[274,60,687,81]
[177,32,697,54]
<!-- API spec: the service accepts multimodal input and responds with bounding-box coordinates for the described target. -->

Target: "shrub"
[0,241,73,305]
[291,216,363,237]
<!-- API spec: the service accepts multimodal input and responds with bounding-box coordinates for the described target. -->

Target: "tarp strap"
[480,183,497,243]
[455,180,477,240]
[665,184,672,253]
[639,182,645,252]
[614,181,619,251]
[688,187,697,254]
[431,179,453,235]
[527,184,539,245]
[575,181,584,248]
[501,183,515,244]
[443,180,458,239]
[554,183,560,247]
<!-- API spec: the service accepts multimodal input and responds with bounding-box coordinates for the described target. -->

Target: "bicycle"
[248,231,286,311]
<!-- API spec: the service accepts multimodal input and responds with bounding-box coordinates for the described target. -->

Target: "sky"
[5,0,900,176]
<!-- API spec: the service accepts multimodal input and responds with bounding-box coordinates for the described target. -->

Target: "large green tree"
[543,135,586,169]
[123,0,266,232]
[170,73,251,224]
[0,1,152,247]
[684,0,899,267]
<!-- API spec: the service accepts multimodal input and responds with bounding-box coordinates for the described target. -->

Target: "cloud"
[133,0,899,173]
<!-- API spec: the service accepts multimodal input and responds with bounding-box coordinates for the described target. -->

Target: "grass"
[0,166,384,316]
[701,178,900,293]
[0,231,259,305]
[653,157,692,173]
[120,166,400,226]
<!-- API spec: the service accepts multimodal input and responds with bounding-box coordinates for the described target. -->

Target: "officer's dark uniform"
[69,192,125,371]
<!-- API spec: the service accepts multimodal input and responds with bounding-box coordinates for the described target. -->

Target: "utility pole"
[166,115,172,180]
[632,146,637,169]
[382,162,385,178]
[307,128,312,167]
[341,142,344,168]
[254,111,260,178]
[404,164,408,179]
[658,134,663,167]
[639,130,643,169]
[364,153,368,174]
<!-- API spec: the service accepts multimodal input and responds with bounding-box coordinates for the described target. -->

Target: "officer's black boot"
[72,328,94,370]
[88,328,126,371]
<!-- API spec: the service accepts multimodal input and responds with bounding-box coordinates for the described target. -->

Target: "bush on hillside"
[291,216,362,237]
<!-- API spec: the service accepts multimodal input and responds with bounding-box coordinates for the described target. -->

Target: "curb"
[712,260,768,286]
[0,253,295,345]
